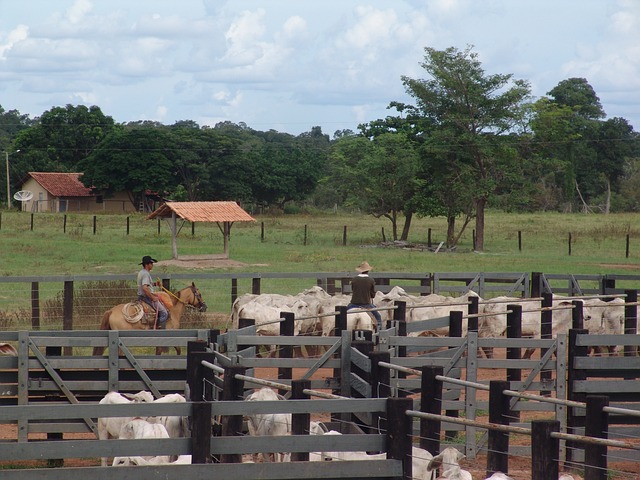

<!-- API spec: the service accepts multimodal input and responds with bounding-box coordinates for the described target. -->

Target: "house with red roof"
[19,172,136,213]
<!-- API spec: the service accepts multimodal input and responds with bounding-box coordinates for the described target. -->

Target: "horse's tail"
[93,310,112,356]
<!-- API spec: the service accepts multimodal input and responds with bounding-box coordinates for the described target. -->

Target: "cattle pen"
[0,289,639,479]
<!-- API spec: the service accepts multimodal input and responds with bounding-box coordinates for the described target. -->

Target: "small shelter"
[146,201,256,259]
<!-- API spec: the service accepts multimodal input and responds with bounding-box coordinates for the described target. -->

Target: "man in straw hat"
[347,261,382,330]
[137,255,169,329]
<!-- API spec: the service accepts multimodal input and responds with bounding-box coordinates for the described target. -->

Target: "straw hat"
[356,261,373,273]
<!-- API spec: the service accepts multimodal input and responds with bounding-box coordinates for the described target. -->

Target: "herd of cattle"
[95,386,580,479]
[230,285,629,357]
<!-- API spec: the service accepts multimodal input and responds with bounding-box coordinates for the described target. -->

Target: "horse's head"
[189,282,207,312]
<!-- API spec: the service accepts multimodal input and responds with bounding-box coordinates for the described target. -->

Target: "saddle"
[121,293,171,326]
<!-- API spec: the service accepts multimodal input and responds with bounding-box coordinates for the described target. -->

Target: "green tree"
[77,127,176,209]
[398,45,531,250]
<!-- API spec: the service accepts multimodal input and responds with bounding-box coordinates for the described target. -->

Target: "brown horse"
[93,282,207,355]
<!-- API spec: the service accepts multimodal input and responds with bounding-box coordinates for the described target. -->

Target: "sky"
[0,0,639,136]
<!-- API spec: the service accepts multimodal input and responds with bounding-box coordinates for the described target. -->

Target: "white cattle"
[244,387,291,462]
[483,473,514,480]
[113,454,192,466]
[97,391,155,467]
[147,393,189,441]
[480,296,578,359]
[583,297,627,355]
[427,447,472,480]
[112,418,171,466]
[0,343,18,355]
[408,292,481,338]
[237,299,310,357]
[317,294,351,337]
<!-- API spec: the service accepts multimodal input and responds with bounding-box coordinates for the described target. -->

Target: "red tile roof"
[28,172,93,197]
[147,201,256,223]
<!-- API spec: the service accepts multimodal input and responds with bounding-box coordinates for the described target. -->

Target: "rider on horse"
[347,261,383,330]
[137,255,169,329]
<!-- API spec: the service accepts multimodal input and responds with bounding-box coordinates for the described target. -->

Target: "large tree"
[77,127,176,209]
[398,45,531,251]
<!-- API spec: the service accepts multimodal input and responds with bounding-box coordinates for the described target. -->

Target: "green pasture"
[1,209,640,331]
[1,209,639,276]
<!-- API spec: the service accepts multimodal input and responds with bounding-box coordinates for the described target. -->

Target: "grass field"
[1,208,640,277]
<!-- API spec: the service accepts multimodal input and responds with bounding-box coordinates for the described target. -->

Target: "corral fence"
[0,291,639,477]
[1,270,640,331]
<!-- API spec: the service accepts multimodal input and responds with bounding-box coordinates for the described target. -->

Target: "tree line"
[1,45,638,251]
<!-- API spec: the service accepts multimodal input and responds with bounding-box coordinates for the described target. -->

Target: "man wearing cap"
[347,261,383,330]
[137,255,169,329]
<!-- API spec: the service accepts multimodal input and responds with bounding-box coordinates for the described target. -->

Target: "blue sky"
[1,0,638,136]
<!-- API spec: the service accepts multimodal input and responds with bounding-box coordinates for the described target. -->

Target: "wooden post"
[171,211,178,259]
[45,345,64,467]
[157,218,160,234]
[220,366,246,464]
[261,221,265,242]
[531,420,560,480]
[531,271,543,298]
[231,278,238,305]
[251,277,261,294]
[626,233,630,258]
[444,310,462,439]
[30,213,34,231]
[565,328,588,469]
[486,380,510,477]
[342,225,347,246]
[506,304,522,422]
[568,232,572,255]
[370,351,391,435]
[584,396,609,480]
[291,379,311,462]
[303,224,307,246]
[31,282,40,330]
[192,221,195,236]
[572,300,584,329]
[186,342,210,401]
[278,311,294,396]
[92,215,96,234]
[192,401,212,464]
[540,292,553,396]
[386,397,413,480]
[63,281,73,354]
[126,216,129,235]
[394,301,407,397]
[427,228,432,248]
[63,214,67,233]
[420,366,443,457]
[468,295,479,333]
[624,290,638,357]
[518,230,522,251]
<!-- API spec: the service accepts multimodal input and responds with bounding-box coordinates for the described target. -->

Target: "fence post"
[186,341,210,401]
[31,282,40,330]
[63,280,73,354]
[531,420,560,480]
[231,278,238,305]
[220,366,246,464]
[394,301,407,397]
[342,225,347,246]
[572,300,584,329]
[291,379,311,461]
[540,292,553,396]
[192,401,212,464]
[420,366,443,457]
[252,277,261,294]
[584,395,609,480]
[444,310,463,440]
[530,272,542,298]
[506,304,522,422]
[387,397,413,480]
[370,351,391,435]
[278,311,295,396]
[468,296,479,333]
[624,289,638,356]
[486,380,510,477]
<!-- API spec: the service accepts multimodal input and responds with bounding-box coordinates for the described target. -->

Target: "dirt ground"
[155,255,268,269]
